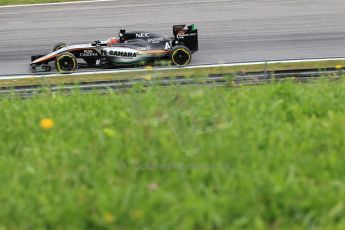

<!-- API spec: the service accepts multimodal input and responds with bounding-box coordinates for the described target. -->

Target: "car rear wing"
[173,24,198,52]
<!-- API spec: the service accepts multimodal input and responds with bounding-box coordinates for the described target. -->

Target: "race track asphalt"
[1,0,345,75]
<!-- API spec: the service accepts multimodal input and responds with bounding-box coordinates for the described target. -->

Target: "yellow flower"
[130,210,144,219]
[103,128,116,137]
[335,64,343,69]
[40,118,54,129]
[103,212,115,224]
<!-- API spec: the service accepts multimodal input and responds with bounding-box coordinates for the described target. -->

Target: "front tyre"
[55,52,77,72]
[170,46,191,66]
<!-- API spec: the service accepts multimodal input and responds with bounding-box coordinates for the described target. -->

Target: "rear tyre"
[53,42,67,52]
[55,52,77,72]
[170,46,191,66]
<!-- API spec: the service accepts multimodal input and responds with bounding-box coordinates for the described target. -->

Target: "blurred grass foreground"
[1,79,345,229]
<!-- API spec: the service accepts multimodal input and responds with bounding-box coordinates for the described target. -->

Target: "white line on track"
[2,57,345,81]
[0,0,114,9]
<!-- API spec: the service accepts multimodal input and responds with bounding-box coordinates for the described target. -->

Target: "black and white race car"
[31,24,198,73]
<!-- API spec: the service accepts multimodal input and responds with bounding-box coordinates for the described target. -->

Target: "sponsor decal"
[177,32,197,39]
[138,45,152,51]
[80,49,98,57]
[147,37,164,43]
[95,59,101,66]
[177,31,185,39]
[136,33,149,38]
[107,50,137,58]
[165,42,172,50]
[32,65,51,72]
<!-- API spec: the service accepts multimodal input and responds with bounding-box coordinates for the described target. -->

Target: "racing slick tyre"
[53,42,67,52]
[170,45,191,66]
[55,52,77,72]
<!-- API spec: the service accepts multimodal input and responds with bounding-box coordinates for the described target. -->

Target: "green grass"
[0,0,84,6]
[1,79,345,229]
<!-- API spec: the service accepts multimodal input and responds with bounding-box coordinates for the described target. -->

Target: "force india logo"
[106,50,137,58]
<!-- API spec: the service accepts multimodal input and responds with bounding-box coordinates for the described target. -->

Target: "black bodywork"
[31,24,198,72]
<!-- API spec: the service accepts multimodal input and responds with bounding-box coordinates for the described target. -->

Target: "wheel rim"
[58,56,75,71]
[172,49,190,65]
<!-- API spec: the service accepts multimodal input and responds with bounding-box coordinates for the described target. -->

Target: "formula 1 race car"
[31,24,198,73]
